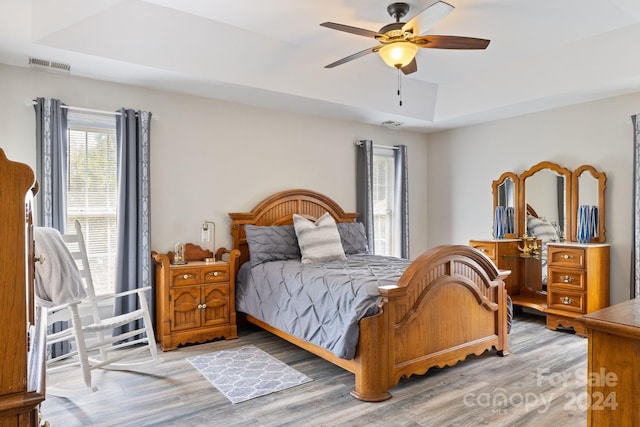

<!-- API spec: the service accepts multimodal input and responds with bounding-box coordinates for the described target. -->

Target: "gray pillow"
[337,222,369,255]
[245,225,301,267]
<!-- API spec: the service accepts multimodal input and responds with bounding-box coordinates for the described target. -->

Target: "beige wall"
[0,63,429,258]
[3,62,635,305]
[428,94,638,304]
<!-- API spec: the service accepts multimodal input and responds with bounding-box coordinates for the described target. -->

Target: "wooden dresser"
[469,239,522,296]
[583,298,640,426]
[546,243,610,336]
[469,239,610,336]
[152,248,239,351]
[0,149,46,426]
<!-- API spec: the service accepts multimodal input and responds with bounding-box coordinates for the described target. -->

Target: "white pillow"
[293,212,347,264]
[527,215,559,243]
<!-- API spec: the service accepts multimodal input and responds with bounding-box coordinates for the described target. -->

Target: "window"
[66,112,118,295]
[372,147,396,257]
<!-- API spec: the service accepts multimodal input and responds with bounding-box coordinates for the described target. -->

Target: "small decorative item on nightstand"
[201,220,216,263]
[171,242,186,265]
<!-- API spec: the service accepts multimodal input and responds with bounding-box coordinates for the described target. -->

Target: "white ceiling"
[3,0,640,132]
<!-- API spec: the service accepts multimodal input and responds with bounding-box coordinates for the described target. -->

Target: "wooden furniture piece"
[583,298,640,426]
[0,149,46,425]
[152,244,240,351]
[518,161,573,240]
[492,161,607,247]
[488,162,610,333]
[470,238,546,311]
[546,242,610,336]
[469,239,522,296]
[225,189,510,402]
[492,171,519,239]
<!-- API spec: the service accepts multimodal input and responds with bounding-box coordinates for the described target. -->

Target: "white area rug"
[186,344,312,404]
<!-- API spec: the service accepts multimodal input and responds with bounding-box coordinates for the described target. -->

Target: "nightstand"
[152,246,240,351]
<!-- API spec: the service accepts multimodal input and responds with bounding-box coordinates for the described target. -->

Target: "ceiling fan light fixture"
[378,42,418,68]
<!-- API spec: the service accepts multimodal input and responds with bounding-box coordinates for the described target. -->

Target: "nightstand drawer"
[202,265,229,283]
[548,269,585,290]
[171,269,201,285]
[469,241,496,260]
[548,247,585,269]
[548,289,585,313]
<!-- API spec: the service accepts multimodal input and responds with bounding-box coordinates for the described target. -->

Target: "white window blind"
[66,112,117,295]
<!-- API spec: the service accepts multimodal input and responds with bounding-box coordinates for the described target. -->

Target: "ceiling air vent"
[29,57,71,74]
[381,120,403,129]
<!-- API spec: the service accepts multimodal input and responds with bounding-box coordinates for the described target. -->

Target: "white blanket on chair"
[34,227,87,307]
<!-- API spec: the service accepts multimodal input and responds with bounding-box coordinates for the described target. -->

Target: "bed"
[219,189,510,401]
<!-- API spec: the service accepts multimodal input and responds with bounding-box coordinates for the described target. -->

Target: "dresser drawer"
[469,241,496,261]
[548,247,585,269]
[548,269,585,290]
[548,289,585,313]
[202,265,229,283]
[171,269,201,286]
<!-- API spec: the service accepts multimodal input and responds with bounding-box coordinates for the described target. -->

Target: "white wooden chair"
[41,220,160,394]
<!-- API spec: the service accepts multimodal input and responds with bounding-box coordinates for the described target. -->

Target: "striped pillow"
[293,213,347,264]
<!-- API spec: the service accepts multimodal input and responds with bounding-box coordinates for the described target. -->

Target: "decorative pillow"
[527,215,559,243]
[337,222,369,255]
[293,212,347,264]
[244,224,301,267]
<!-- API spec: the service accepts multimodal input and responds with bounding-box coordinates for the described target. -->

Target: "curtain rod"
[27,99,122,116]
[355,141,400,150]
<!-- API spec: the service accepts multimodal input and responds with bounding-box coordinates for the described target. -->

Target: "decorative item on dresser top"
[0,148,47,426]
[152,243,240,351]
[219,188,512,402]
[476,161,610,336]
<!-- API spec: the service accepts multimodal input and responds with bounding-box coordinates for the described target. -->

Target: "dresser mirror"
[519,161,572,241]
[492,172,518,238]
[571,165,607,242]
[492,161,606,244]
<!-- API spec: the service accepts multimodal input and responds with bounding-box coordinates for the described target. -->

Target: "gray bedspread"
[236,254,411,360]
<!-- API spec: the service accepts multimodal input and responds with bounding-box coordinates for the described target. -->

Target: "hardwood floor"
[40,312,588,427]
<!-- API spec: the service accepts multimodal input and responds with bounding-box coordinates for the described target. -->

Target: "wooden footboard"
[228,189,510,401]
[378,244,509,397]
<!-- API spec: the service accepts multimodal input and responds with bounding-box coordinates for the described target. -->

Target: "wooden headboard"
[228,189,359,269]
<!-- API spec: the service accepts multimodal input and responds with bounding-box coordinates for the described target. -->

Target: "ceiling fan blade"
[324,46,380,68]
[414,35,490,49]
[401,58,418,75]
[402,1,455,36]
[320,22,381,38]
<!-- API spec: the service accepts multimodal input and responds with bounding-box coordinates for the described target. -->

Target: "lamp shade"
[378,42,419,68]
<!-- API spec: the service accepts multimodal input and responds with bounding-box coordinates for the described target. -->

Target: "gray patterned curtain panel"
[632,115,640,298]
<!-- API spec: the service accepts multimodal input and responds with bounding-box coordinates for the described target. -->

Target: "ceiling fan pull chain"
[397,67,403,107]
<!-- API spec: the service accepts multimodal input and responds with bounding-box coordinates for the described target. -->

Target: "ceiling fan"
[320,1,490,75]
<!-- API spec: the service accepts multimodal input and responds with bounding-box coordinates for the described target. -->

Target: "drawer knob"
[562,254,573,260]
[182,274,191,280]
[560,296,574,305]
[561,275,574,283]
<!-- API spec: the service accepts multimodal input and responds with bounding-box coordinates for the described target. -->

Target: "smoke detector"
[29,57,71,74]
